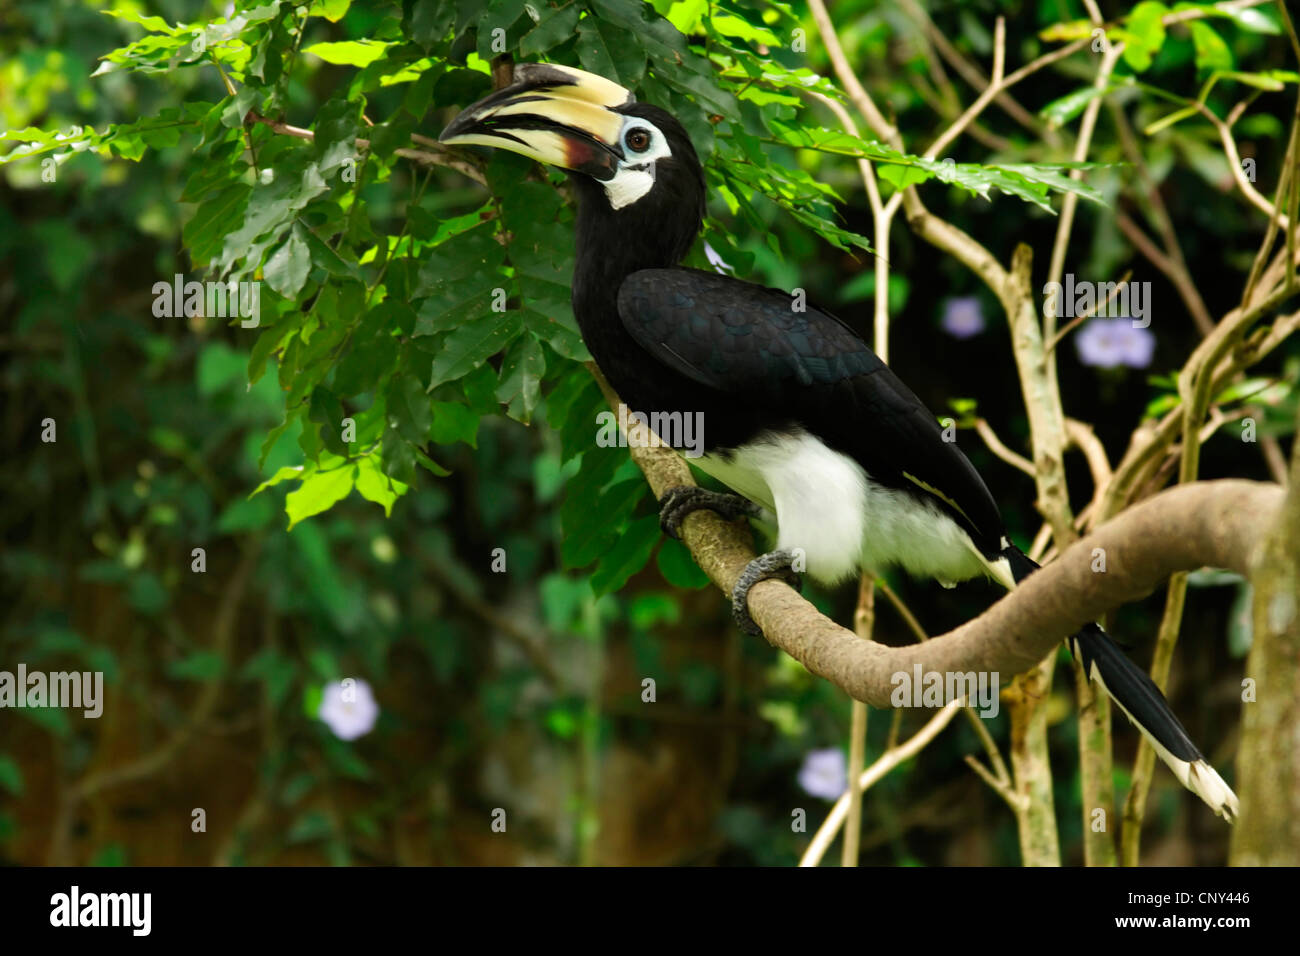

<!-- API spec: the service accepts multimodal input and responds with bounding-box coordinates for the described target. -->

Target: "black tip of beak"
[438,111,476,144]
[438,66,565,143]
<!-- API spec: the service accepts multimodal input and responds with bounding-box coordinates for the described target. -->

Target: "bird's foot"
[731,548,802,636]
[657,485,759,539]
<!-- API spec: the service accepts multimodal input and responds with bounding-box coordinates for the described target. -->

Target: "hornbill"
[440,63,1238,820]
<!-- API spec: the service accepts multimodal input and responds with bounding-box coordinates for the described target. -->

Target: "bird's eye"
[625,128,652,153]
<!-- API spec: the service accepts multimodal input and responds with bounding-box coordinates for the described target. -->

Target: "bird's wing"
[617,267,1005,551]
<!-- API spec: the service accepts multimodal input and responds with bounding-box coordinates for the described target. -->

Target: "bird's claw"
[657,485,759,539]
[731,549,802,636]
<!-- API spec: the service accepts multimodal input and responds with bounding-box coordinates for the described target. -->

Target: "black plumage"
[439,62,1237,819]
[617,267,1005,554]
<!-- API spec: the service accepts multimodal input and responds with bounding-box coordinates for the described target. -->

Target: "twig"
[245,111,487,185]
[1045,269,1135,354]
[800,700,965,867]
[974,418,1035,477]
[1110,100,1215,336]
[923,18,1006,161]
[895,0,1050,141]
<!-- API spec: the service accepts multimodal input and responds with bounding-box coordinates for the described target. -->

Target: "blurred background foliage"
[1,0,1294,865]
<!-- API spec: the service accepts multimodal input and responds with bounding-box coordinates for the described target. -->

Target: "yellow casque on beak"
[439,63,634,181]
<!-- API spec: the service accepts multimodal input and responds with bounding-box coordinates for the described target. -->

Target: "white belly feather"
[692,429,989,588]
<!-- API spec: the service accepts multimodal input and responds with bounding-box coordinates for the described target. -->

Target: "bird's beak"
[439,63,633,182]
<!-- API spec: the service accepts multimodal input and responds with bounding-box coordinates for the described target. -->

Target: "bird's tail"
[999,545,1238,822]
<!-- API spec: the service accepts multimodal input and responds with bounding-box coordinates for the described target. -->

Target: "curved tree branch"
[594,366,1280,709]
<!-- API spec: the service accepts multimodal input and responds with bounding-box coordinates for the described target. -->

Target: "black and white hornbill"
[440,63,1238,820]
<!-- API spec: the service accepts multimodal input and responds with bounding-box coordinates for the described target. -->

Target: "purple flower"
[1074,318,1155,369]
[941,296,985,339]
[798,748,848,800]
[318,678,379,741]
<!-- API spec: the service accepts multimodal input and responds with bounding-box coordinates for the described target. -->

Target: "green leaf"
[592,515,661,594]
[495,333,545,423]
[656,536,710,589]
[285,463,357,528]
[415,449,451,476]
[217,156,328,279]
[355,456,408,517]
[576,17,646,88]
[413,223,508,335]
[182,183,250,265]
[102,9,183,34]
[335,302,405,398]
[1189,21,1233,73]
[992,164,1108,208]
[563,471,645,569]
[252,464,309,496]
[876,163,931,190]
[303,40,393,67]
[665,0,708,33]
[519,3,581,56]
[313,96,364,175]
[263,225,312,299]
[525,307,589,360]
[1122,1,1169,73]
[387,373,434,443]
[1039,86,1106,130]
[430,401,481,447]
[310,0,353,22]
[428,310,523,390]
[477,0,530,60]
[709,13,780,46]
[404,0,455,47]
[303,227,363,282]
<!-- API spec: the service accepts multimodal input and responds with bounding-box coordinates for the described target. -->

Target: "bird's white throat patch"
[603,165,655,210]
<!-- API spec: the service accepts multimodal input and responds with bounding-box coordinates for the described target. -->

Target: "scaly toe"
[730,549,802,637]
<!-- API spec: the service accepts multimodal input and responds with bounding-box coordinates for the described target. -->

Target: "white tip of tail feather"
[1141,725,1239,821]
[1088,663,1240,822]
[978,550,1238,821]
[1172,754,1240,822]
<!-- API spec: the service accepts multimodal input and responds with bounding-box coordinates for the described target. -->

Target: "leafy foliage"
[4,0,1292,866]
[1,0,1129,594]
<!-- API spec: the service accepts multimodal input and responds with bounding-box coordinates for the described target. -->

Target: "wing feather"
[618,267,1005,551]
